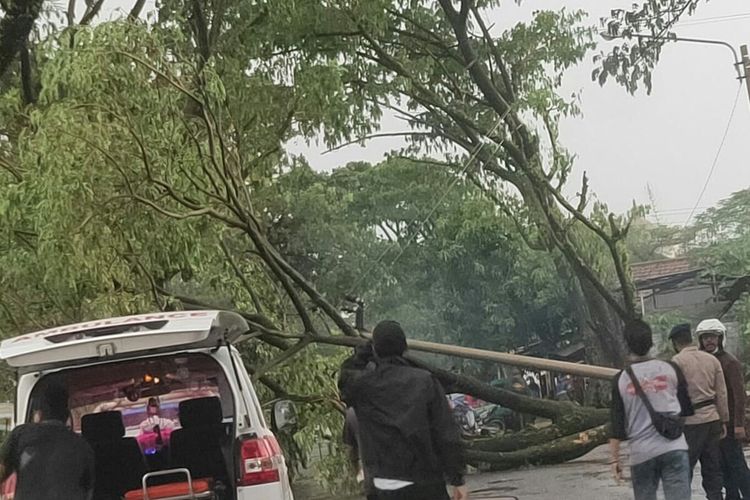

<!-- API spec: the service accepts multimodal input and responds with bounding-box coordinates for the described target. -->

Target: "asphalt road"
[295,443,750,499]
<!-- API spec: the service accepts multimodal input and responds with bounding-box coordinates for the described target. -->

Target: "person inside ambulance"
[138,397,176,451]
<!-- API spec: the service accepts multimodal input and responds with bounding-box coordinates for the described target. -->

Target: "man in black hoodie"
[0,384,94,500]
[339,320,468,500]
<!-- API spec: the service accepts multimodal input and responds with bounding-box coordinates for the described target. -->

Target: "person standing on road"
[610,319,694,500]
[343,406,377,500]
[0,384,95,500]
[698,318,750,499]
[670,323,729,500]
[339,320,468,500]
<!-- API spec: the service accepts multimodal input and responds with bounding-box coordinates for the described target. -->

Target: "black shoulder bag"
[625,365,684,440]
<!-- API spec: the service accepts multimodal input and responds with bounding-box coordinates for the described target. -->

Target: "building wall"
[724,321,742,358]
[642,285,716,314]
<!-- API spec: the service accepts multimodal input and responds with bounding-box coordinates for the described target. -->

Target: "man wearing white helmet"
[698,318,750,500]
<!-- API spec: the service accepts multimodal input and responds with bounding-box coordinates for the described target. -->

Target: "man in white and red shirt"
[610,319,694,500]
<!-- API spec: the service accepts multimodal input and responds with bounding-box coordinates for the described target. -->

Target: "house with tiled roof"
[631,257,715,315]
[631,257,747,354]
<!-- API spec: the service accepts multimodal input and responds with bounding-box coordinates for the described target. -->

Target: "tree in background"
[690,188,750,277]
[263,158,576,356]
[624,215,689,263]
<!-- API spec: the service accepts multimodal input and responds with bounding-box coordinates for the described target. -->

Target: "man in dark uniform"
[0,384,95,500]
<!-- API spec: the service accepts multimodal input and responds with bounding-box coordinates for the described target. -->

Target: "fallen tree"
[130,58,615,467]
[250,320,614,468]
[253,326,613,468]
[162,287,614,465]
[0,12,622,473]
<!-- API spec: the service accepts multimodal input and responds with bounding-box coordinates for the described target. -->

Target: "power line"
[678,12,750,27]
[684,84,742,227]
[652,207,710,214]
[345,110,511,298]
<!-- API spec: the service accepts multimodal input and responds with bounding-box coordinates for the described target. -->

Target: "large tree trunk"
[550,252,628,370]
[574,280,628,406]
[577,280,628,368]
[465,411,608,453]
[464,425,610,471]
[427,363,607,423]
[516,173,632,377]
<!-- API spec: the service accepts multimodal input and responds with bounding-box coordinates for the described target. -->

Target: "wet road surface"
[295,443,750,499]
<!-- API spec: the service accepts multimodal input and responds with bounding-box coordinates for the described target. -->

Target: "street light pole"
[741,45,750,108]
[601,32,750,105]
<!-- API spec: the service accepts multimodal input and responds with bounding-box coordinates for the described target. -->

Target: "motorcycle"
[474,404,509,436]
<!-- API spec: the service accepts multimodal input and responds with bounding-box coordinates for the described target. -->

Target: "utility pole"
[742,45,750,108]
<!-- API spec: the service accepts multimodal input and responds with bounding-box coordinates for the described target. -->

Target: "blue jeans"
[631,450,691,500]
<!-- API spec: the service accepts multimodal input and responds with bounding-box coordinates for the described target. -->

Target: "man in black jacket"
[0,384,94,500]
[339,320,468,500]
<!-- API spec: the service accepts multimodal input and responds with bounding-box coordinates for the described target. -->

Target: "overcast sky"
[102,0,750,224]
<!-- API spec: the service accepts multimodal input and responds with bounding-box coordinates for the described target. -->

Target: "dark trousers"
[720,437,750,499]
[375,482,450,500]
[685,421,724,500]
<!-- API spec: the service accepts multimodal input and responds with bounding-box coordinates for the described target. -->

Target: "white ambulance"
[0,310,296,500]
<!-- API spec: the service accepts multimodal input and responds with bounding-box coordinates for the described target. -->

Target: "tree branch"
[0,0,43,79]
[18,41,35,104]
[468,4,515,101]
[0,158,23,182]
[153,286,292,351]
[537,173,635,319]
[80,0,105,26]
[352,33,518,161]
[531,183,629,320]
[67,0,76,26]
[220,239,265,314]
[436,0,525,161]
[189,0,210,63]
[323,132,432,154]
[128,0,146,20]
[251,337,313,381]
